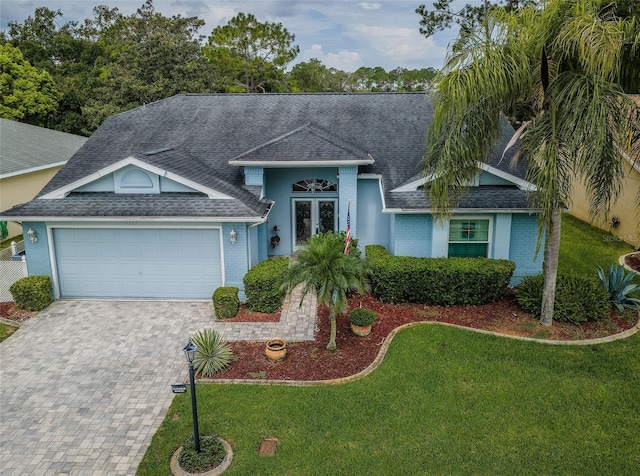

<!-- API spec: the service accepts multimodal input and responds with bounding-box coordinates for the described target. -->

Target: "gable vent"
[120,170,153,188]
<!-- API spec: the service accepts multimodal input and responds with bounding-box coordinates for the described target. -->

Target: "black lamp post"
[183,339,201,453]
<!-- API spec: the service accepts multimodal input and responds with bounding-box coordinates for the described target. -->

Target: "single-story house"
[0,93,542,300]
[0,119,87,240]
[569,94,640,247]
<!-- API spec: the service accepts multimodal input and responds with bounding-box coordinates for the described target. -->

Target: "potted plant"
[348,308,375,336]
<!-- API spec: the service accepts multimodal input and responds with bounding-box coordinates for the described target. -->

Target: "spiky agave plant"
[597,265,640,312]
[191,328,235,377]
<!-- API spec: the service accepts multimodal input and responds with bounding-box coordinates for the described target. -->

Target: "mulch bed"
[624,252,640,272]
[2,294,635,382]
[207,292,637,382]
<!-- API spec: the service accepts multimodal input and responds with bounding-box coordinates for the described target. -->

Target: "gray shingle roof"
[2,93,534,219]
[3,193,266,219]
[386,186,535,210]
[0,119,87,177]
[230,122,373,164]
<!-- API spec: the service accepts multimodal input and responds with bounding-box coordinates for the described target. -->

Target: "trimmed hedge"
[212,286,239,318]
[516,274,610,323]
[9,275,53,311]
[365,245,515,305]
[243,257,289,312]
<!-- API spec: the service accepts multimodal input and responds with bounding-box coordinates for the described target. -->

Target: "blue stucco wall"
[264,167,339,255]
[244,167,264,187]
[391,215,432,257]
[222,222,249,300]
[508,214,544,285]
[21,222,53,278]
[338,166,358,236]
[356,178,388,249]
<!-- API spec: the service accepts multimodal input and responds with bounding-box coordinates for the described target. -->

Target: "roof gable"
[229,122,374,167]
[391,163,536,192]
[40,157,233,199]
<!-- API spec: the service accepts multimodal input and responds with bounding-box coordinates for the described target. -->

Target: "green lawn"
[139,325,640,475]
[139,214,639,475]
[0,322,18,342]
[559,214,635,277]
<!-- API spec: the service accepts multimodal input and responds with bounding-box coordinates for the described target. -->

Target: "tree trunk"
[326,309,337,352]
[540,207,562,326]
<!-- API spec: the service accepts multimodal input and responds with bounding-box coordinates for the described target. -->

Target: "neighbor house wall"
[569,162,640,248]
[1,167,63,239]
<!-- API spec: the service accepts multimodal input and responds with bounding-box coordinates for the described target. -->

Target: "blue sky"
[0,0,470,71]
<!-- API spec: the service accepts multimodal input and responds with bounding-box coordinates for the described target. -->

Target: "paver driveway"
[0,300,213,476]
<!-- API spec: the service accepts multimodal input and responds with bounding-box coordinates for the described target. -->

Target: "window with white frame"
[448,219,490,258]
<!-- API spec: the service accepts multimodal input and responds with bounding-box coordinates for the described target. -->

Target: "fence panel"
[0,241,28,301]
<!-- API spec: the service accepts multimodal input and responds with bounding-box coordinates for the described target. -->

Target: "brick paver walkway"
[0,289,316,475]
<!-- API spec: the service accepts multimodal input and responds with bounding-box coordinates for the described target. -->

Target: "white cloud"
[358,2,382,10]
[301,44,364,72]
[350,24,447,63]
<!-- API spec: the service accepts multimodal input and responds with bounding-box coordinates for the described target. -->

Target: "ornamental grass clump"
[178,435,226,473]
[191,329,235,377]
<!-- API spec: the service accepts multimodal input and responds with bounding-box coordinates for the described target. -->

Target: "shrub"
[243,257,289,312]
[516,274,610,323]
[191,329,235,377]
[365,245,514,305]
[349,308,375,326]
[178,435,226,473]
[212,286,239,318]
[597,264,640,312]
[9,276,53,311]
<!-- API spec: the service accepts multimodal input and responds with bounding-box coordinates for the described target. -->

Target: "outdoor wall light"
[27,228,38,243]
[229,229,237,244]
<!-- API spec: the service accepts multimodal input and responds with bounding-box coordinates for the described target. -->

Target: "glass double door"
[293,199,337,245]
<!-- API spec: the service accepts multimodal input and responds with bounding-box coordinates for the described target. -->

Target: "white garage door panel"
[53,228,222,298]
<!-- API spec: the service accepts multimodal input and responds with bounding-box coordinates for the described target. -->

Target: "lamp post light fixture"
[183,338,201,453]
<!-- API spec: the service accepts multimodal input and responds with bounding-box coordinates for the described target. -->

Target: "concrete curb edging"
[0,316,20,327]
[199,319,640,387]
[619,252,640,274]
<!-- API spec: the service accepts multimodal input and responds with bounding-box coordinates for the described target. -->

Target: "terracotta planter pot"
[350,323,372,337]
[265,339,287,362]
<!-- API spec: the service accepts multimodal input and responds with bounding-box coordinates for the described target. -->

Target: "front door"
[293,199,337,245]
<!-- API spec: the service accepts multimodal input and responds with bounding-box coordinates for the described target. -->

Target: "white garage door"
[53,228,222,298]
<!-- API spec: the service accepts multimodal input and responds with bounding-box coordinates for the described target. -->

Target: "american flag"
[344,201,351,254]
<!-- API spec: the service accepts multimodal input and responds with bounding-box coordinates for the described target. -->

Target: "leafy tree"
[279,233,370,351]
[206,12,299,92]
[82,0,217,130]
[0,44,59,125]
[422,0,639,326]
[3,7,108,134]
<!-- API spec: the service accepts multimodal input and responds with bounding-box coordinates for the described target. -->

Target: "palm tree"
[423,0,639,325]
[279,232,371,351]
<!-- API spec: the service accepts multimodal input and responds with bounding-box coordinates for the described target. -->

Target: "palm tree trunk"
[540,207,562,326]
[326,308,337,352]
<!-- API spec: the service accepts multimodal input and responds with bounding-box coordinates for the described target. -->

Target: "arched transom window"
[292,179,337,193]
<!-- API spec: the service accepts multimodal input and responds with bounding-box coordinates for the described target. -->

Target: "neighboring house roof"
[1,93,535,221]
[0,119,87,178]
